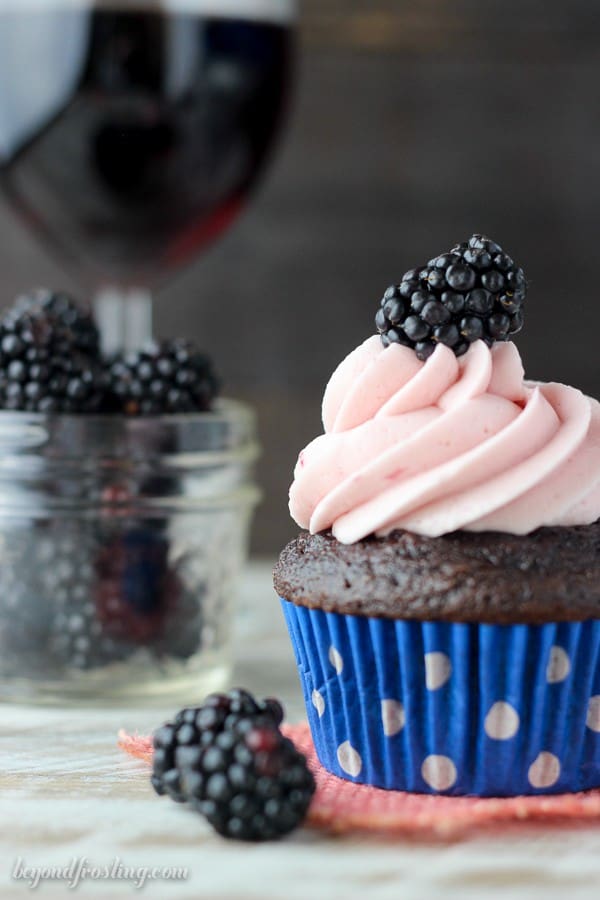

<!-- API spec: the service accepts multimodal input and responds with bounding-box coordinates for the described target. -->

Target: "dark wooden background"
[1,1,600,553]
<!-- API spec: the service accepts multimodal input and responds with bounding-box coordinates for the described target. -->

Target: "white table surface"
[1,561,599,900]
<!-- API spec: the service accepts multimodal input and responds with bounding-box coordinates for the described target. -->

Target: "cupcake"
[274,234,600,797]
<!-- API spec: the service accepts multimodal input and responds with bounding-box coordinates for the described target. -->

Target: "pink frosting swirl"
[289,337,600,543]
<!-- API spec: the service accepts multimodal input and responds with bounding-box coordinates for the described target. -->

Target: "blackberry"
[47,533,133,671]
[0,289,105,413]
[96,488,201,659]
[104,339,219,416]
[152,689,284,799]
[376,235,527,360]
[94,527,177,644]
[0,527,53,675]
[152,690,315,841]
[10,289,100,356]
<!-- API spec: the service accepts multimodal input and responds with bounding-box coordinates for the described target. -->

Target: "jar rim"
[0,398,259,462]
[0,397,251,426]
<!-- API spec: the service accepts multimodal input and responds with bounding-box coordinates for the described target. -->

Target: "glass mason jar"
[0,400,259,704]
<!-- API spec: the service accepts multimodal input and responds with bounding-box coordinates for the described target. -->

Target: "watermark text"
[12,856,189,891]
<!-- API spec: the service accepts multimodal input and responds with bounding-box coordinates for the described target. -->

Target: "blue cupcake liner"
[280,598,600,796]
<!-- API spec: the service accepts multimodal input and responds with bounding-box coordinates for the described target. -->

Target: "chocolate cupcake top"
[274,526,600,624]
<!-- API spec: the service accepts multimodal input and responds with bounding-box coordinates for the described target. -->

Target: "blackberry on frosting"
[376,234,527,360]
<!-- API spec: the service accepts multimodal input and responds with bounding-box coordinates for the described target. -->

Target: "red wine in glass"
[0,1,294,345]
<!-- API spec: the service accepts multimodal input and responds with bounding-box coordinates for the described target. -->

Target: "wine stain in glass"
[0,1,294,287]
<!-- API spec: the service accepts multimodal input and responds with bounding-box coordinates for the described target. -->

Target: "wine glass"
[0,0,294,702]
[0,0,295,350]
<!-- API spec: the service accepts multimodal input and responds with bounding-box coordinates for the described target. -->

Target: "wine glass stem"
[94,287,153,354]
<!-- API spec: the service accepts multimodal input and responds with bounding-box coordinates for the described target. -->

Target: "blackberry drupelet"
[0,289,105,413]
[376,234,527,360]
[152,690,315,840]
[104,339,219,415]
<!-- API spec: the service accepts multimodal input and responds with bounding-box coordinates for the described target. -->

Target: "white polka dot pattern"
[528,752,561,789]
[421,755,457,791]
[546,646,571,683]
[337,741,362,777]
[311,689,325,718]
[484,701,520,740]
[586,696,600,732]
[424,652,452,690]
[381,699,405,737]
[328,645,344,674]
[282,602,600,795]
